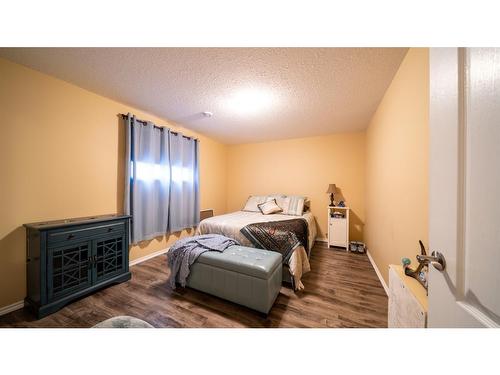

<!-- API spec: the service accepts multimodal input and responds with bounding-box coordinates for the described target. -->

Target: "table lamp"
[326,184,337,207]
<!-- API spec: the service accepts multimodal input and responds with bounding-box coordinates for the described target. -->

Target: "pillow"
[303,199,311,212]
[267,194,286,200]
[257,199,283,215]
[242,195,268,212]
[266,194,286,210]
[280,195,306,216]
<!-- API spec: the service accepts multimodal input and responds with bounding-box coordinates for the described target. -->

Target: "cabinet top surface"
[24,214,131,231]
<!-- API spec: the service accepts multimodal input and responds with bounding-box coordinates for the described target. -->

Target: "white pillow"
[280,195,306,216]
[258,199,283,215]
[267,194,286,200]
[242,195,268,212]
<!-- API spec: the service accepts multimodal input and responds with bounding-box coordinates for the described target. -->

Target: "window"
[131,161,194,183]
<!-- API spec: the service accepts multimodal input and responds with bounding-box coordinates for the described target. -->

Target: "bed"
[196,210,317,290]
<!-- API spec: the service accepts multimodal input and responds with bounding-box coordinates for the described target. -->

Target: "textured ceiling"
[0,48,407,144]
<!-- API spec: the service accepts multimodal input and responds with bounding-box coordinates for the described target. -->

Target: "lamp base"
[329,193,335,207]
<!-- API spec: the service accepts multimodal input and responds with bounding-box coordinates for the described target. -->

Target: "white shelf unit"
[327,206,350,250]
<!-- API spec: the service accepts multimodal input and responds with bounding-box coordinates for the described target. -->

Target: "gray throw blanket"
[167,234,239,288]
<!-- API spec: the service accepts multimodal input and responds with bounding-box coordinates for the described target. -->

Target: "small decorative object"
[404,240,430,291]
[401,257,411,270]
[337,200,345,207]
[419,270,427,283]
[326,184,337,206]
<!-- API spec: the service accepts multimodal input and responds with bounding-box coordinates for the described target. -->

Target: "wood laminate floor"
[0,243,388,328]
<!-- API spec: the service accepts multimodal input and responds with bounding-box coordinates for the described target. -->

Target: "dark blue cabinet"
[24,215,131,319]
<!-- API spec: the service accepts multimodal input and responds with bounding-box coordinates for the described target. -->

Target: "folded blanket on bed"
[167,234,239,288]
[240,218,309,263]
[240,218,310,290]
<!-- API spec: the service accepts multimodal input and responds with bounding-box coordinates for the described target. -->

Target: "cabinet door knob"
[67,234,75,240]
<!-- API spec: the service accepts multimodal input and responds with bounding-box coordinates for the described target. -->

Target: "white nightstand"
[327,206,350,250]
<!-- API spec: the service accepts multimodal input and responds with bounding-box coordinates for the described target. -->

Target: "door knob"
[416,251,446,271]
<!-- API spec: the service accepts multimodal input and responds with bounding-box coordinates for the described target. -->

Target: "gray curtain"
[124,114,170,243]
[124,114,200,243]
[168,132,200,232]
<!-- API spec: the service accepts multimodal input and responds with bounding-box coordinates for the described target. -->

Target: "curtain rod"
[119,113,198,141]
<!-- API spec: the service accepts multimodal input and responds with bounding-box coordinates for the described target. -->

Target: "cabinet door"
[93,235,126,284]
[47,241,92,302]
[330,218,347,246]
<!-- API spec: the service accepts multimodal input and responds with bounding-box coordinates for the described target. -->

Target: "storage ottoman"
[186,245,282,314]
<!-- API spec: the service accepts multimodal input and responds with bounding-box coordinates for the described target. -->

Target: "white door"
[429,48,500,327]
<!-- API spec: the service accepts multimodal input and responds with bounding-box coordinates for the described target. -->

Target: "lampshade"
[326,184,337,194]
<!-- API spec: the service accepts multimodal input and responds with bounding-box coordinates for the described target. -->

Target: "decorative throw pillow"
[264,194,284,211]
[257,199,283,215]
[242,195,268,212]
[280,195,306,216]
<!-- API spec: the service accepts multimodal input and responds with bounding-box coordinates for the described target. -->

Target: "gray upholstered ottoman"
[186,246,282,314]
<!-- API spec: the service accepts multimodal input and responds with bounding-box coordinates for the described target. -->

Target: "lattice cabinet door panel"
[47,241,92,302]
[93,235,126,284]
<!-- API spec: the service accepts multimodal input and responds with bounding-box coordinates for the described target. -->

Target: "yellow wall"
[364,48,429,284]
[0,57,227,308]
[226,133,366,241]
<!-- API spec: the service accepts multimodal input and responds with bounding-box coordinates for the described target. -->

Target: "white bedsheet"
[196,210,317,290]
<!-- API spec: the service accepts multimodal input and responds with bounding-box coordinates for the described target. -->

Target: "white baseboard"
[366,250,389,296]
[129,247,170,267]
[315,237,328,243]
[0,300,24,317]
